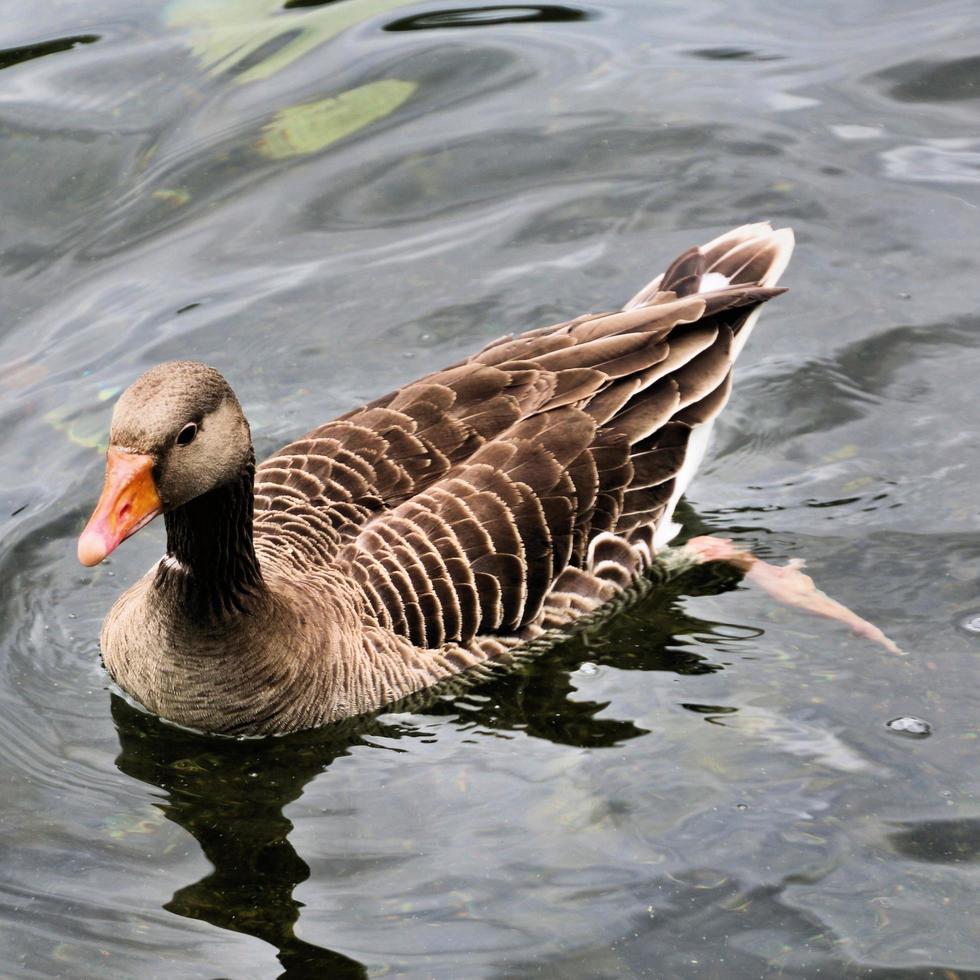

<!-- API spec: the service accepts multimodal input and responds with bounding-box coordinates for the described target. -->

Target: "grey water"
[1,0,979,976]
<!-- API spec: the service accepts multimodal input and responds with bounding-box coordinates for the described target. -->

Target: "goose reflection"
[109,558,745,978]
[111,696,377,978]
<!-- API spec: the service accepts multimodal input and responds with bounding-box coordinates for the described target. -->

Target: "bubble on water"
[885,716,932,737]
[578,662,599,676]
[958,612,980,634]
[735,803,748,811]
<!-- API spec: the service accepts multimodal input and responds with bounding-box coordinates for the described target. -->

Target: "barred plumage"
[81,223,794,734]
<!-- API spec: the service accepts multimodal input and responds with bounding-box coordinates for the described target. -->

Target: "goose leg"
[682,536,902,655]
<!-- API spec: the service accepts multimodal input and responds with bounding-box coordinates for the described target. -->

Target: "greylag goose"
[79,223,841,736]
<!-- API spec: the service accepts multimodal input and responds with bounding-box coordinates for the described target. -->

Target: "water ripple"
[1,0,980,975]
[0,34,99,71]
[385,4,592,31]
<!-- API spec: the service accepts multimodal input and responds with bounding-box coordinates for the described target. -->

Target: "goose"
[78,223,886,736]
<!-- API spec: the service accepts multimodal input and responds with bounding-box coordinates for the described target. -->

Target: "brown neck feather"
[154,454,264,621]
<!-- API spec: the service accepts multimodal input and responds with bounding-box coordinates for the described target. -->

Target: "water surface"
[1,0,979,976]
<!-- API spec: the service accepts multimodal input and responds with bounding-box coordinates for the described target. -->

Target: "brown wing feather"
[254,223,793,650]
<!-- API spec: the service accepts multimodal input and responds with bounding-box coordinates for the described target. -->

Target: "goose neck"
[155,458,264,620]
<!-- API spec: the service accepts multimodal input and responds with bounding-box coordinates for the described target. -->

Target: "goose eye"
[175,423,198,447]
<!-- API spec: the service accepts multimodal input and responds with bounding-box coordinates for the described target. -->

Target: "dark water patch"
[680,703,740,723]
[224,28,304,77]
[0,34,98,71]
[722,360,876,451]
[726,139,783,157]
[887,818,980,864]
[833,316,980,394]
[686,46,782,62]
[385,4,590,31]
[873,54,980,102]
[680,703,739,714]
[804,496,862,509]
[722,315,980,454]
[283,0,348,8]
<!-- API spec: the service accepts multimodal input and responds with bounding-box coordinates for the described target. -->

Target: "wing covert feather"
[253,223,793,652]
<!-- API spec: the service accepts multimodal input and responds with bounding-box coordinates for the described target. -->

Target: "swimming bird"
[80,223,872,736]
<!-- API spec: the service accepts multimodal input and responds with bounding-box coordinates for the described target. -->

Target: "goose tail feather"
[623,221,795,311]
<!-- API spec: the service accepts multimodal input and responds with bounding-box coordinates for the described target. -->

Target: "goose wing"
[256,225,792,621]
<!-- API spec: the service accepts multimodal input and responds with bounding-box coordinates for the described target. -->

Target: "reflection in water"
[420,563,745,747]
[686,47,782,62]
[109,567,740,975]
[7,0,980,970]
[873,55,980,104]
[887,818,980,864]
[112,697,375,979]
[0,35,98,71]
[226,29,306,78]
[283,0,349,8]
[385,5,590,32]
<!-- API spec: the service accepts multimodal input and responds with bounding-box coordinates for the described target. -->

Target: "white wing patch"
[698,271,731,292]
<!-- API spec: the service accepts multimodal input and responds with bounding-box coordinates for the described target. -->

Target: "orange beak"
[78,448,163,566]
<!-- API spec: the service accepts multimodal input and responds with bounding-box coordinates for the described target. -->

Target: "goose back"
[252,223,792,663]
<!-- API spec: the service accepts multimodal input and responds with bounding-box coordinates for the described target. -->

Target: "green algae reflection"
[165,0,419,84]
[258,80,417,160]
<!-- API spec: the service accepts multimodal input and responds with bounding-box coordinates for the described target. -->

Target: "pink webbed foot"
[682,535,903,655]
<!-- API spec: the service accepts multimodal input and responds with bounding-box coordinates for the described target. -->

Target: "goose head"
[78,361,251,566]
